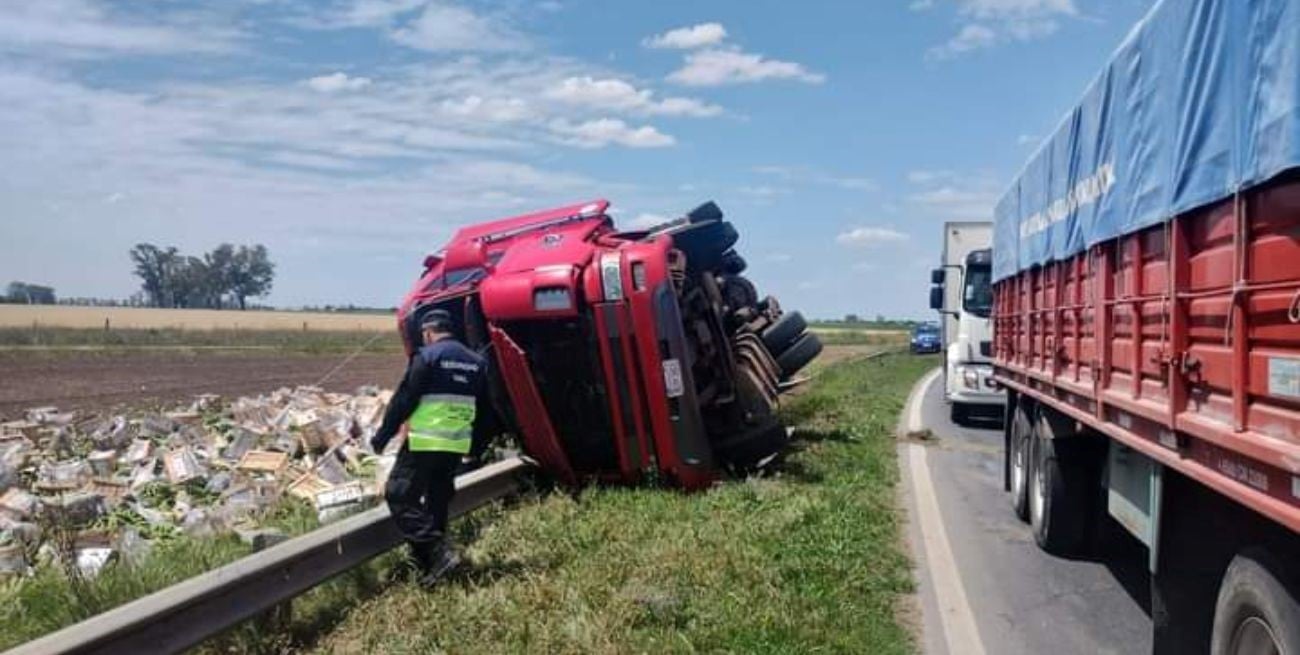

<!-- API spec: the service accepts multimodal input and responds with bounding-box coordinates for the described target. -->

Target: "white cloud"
[391,2,525,52]
[306,72,373,92]
[851,262,878,272]
[753,165,876,191]
[625,212,670,229]
[316,0,427,28]
[668,48,824,86]
[440,95,532,122]
[905,169,1002,219]
[927,0,1078,60]
[0,0,239,57]
[907,169,954,184]
[927,24,997,59]
[546,76,722,117]
[266,150,365,171]
[835,226,910,246]
[1017,133,1038,145]
[738,185,788,198]
[549,118,675,148]
[766,253,793,263]
[960,0,1077,20]
[909,0,936,10]
[644,22,728,50]
[909,185,1000,218]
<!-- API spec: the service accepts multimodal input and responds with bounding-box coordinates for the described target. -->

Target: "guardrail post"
[249,530,291,635]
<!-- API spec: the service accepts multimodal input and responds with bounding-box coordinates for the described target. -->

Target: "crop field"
[0,306,394,333]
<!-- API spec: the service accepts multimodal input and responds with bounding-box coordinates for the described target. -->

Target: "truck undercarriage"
[397,200,821,489]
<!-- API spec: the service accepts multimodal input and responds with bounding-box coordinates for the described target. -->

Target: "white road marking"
[909,444,986,655]
[906,368,942,435]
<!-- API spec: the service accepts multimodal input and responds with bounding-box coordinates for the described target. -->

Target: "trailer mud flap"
[1107,441,1163,572]
[489,325,577,485]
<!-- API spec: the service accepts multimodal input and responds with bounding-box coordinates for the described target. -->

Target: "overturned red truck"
[395,200,821,490]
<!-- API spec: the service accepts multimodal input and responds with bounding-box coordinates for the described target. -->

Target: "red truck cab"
[397,200,820,490]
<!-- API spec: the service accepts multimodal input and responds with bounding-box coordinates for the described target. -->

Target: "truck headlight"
[534,287,572,311]
[962,367,979,389]
[600,254,624,301]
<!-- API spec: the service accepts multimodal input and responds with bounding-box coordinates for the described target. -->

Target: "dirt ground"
[0,350,406,420]
[0,344,875,420]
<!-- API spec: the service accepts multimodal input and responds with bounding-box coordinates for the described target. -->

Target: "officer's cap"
[420,309,455,332]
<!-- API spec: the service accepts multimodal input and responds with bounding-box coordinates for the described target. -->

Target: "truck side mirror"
[443,240,488,272]
[929,286,944,311]
[931,268,945,285]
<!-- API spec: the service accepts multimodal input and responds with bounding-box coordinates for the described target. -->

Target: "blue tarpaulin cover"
[993,0,1300,281]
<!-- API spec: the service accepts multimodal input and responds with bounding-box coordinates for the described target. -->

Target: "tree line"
[129,243,274,310]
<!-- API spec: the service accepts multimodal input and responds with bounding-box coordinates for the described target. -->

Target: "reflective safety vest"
[407,393,476,453]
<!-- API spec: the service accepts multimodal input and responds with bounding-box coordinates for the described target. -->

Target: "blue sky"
[0,0,1151,318]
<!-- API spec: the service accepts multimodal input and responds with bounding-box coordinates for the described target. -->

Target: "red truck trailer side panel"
[995,174,1300,534]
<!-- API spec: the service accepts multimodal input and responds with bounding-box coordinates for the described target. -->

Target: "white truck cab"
[929,222,1004,424]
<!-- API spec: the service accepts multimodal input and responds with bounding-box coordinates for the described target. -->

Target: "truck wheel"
[1028,427,1089,555]
[1008,402,1033,522]
[1211,551,1300,655]
[776,332,822,377]
[950,402,968,426]
[761,311,807,354]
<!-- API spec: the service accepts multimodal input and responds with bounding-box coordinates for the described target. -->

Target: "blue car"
[910,324,941,354]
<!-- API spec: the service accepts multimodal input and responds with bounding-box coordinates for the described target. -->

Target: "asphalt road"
[899,367,1153,655]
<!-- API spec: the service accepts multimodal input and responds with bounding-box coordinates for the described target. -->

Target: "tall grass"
[308,353,931,654]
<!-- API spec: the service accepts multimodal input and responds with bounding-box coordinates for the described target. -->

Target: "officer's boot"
[418,534,463,588]
[406,540,433,578]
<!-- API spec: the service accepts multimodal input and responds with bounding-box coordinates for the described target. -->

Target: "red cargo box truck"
[992,1,1300,652]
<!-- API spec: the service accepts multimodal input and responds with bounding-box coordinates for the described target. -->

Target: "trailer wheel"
[776,332,823,377]
[1211,551,1300,655]
[1028,423,1089,555]
[761,311,807,354]
[1008,402,1033,522]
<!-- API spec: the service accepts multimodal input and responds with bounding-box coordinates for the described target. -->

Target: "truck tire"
[776,332,822,377]
[1028,425,1089,555]
[761,311,806,354]
[1211,550,1300,655]
[1008,402,1033,522]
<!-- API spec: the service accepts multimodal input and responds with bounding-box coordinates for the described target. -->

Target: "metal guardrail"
[5,456,534,655]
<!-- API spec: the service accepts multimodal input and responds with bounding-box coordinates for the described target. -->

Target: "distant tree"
[129,244,181,307]
[203,244,237,309]
[229,245,275,310]
[166,256,210,308]
[6,282,56,304]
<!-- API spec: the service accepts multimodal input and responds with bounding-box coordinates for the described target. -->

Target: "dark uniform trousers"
[384,446,462,543]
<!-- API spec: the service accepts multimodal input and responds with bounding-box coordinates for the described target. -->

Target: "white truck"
[928,221,1004,424]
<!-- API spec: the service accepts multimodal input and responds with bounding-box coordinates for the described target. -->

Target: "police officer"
[371,309,488,587]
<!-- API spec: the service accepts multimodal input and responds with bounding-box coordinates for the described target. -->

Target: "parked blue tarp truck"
[991,0,1300,653]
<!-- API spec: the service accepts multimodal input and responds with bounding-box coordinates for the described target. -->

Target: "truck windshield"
[963,265,992,318]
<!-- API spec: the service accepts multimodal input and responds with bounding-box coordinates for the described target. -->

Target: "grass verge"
[308,353,932,654]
